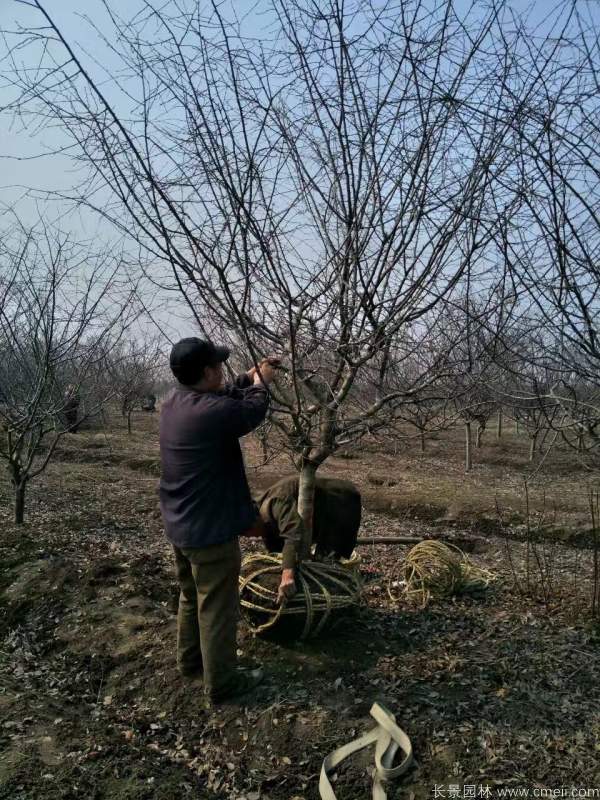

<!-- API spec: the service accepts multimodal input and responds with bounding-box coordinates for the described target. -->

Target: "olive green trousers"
[172,538,241,696]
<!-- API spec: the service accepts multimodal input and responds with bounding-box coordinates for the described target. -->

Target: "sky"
[0,0,177,267]
[0,0,265,343]
[3,0,590,223]
[1,0,599,345]
[0,2,188,340]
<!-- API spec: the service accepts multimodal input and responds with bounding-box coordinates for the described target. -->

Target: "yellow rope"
[239,553,363,638]
[402,540,495,607]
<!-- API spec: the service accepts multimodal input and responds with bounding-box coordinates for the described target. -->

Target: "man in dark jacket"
[253,475,361,570]
[159,337,277,703]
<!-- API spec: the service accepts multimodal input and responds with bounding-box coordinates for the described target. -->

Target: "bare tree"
[512,386,559,464]
[492,320,600,462]
[545,377,600,458]
[5,0,558,554]
[103,338,162,434]
[442,291,517,471]
[369,318,456,455]
[395,397,453,455]
[495,5,600,452]
[0,223,138,522]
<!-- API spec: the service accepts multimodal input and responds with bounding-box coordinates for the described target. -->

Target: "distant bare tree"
[547,377,600,457]
[497,7,600,452]
[443,291,518,471]
[395,397,453,455]
[369,319,456,455]
[494,324,600,462]
[0,223,138,522]
[512,386,559,464]
[103,339,162,434]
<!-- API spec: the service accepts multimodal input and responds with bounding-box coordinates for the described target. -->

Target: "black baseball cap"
[170,338,230,385]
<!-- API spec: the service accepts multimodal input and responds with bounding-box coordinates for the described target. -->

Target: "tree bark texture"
[15,482,26,524]
[465,422,472,473]
[476,424,484,448]
[529,433,537,463]
[297,460,318,561]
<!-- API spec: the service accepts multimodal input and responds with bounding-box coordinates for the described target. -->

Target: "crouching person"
[251,476,361,587]
[159,338,278,704]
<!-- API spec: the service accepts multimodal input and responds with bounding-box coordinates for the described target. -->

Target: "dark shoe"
[209,668,264,704]
[179,663,204,680]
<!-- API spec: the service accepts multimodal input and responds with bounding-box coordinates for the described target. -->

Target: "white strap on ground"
[319,702,413,800]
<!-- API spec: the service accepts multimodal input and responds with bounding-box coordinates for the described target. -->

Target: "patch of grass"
[366,473,398,488]
[125,457,160,476]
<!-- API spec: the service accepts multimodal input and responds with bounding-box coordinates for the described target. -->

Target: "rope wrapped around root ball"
[239,553,362,639]
[402,540,495,606]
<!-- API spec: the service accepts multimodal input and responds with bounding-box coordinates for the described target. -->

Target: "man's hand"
[252,357,281,386]
[277,568,297,604]
[248,356,282,384]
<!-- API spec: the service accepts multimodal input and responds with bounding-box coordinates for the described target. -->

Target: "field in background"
[252,417,599,539]
[0,408,599,798]
[12,404,595,537]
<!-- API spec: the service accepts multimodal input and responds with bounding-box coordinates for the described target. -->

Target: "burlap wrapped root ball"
[403,540,495,606]
[239,553,363,639]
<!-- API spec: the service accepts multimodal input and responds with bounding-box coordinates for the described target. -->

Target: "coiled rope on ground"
[240,540,494,636]
[402,540,495,606]
[239,552,363,639]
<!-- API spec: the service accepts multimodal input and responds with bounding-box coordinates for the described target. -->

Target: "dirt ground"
[1,411,599,799]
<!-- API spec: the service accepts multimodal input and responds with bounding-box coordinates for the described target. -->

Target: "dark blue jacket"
[159,374,268,549]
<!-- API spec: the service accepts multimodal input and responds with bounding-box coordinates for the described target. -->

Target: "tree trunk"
[465,422,472,473]
[15,482,26,524]
[539,426,551,451]
[476,424,484,448]
[529,433,537,463]
[297,460,318,561]
[127,409,132,435]
[258,428,269,463]
[516,419,521,435]
[420,430,426,453]
[496,408,503,440]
